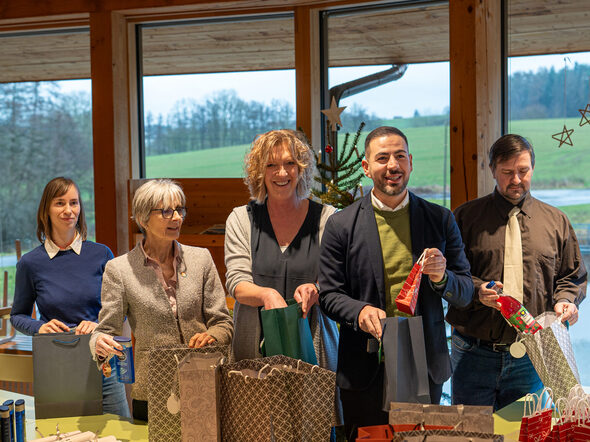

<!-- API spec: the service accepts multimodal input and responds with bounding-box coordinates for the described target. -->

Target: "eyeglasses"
[151,207,187,219]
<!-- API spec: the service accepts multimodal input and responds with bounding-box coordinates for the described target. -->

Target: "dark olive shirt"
[446,189,587,344]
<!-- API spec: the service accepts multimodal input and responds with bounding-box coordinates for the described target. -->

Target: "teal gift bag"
[260,299,318,365]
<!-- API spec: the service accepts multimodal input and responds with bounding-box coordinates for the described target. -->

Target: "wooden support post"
[449,0,502,209]
[90,11,137,255]
[294,6,322,149]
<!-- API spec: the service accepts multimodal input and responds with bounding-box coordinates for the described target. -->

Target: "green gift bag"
[260,299,318,365]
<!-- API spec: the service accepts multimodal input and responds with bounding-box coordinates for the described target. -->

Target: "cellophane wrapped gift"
[521,312,580,401]
[389,402,494,433]
[147,345,229,442]
[218,355,336,442]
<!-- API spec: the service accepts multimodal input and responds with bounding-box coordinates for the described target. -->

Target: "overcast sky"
[59,52,590,119]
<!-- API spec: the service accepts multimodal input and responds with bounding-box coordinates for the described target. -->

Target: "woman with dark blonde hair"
[225,129,339,370]
[10,176,130,416]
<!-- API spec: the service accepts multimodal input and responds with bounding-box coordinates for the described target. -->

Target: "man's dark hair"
[489,134,535,171]
[364,126,409,155]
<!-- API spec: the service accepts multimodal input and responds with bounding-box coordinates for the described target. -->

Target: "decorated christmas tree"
[311,97,365,208]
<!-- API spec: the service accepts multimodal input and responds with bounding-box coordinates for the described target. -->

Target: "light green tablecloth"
[2,387,532,441]
[0,389,148,441]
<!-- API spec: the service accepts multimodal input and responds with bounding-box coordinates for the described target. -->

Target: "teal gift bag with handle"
[260,299,318,365]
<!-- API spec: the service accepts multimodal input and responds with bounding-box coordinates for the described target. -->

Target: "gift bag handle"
[523,393,538,417]
[52,337,81,346]
[538,386,553,412]
[295,359,320,373]
[417,250,427,266]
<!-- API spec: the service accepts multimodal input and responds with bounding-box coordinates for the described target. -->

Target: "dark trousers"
[340,364,443,441]
[132,399,148,422]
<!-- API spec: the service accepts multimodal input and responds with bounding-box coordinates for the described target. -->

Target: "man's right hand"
[39,319,70,334]
[479,281,502,310]
[358,305,386,339]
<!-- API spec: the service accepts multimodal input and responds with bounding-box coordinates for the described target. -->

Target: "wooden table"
[0,334,33,383]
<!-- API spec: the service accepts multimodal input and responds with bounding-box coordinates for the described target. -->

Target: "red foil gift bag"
[518,390,553,442]
[395,251,426,315]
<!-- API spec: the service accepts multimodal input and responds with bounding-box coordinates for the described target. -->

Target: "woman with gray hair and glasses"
[91,178,233,421]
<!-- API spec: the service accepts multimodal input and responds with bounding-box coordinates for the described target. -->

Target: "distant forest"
[1,63,590,249]
[144,62,590,155]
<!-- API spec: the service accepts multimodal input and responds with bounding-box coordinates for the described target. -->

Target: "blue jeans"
[451,330,542,411]
[102,374,131,417]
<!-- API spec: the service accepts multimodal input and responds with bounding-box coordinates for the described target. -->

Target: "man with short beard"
[447,134,587,411]
[318,126,473,440]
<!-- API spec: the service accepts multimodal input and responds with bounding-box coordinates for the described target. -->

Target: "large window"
[0,29,93,308]
[326,2,451,208]
[329,63,450,207]
[140,15,296,178]
[508,0,590,385]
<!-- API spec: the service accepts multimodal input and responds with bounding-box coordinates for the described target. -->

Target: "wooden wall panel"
[449,0,500,209]
[90,11,133,255]
[294,6,321,146]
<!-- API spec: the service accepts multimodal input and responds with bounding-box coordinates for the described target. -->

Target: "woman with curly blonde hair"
[225,129,339,369]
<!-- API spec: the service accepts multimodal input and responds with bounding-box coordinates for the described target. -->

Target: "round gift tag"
[510,341,526,358]
[167,392,180,414]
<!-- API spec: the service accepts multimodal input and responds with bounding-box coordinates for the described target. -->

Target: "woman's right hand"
[95,333,124,359]
[39,319,70,334]
[263,288,288,310]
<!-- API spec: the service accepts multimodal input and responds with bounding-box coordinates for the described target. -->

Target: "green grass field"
[146,117,590,188]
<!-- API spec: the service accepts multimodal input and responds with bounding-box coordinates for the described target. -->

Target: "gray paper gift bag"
[521,311,580,401]
[33,332,102,419]
[381,316,431,410]
[178,352,225,442]
[389,402,494,433]
[147,345,230,442]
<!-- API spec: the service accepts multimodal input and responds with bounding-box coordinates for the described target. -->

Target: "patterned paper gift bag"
[178,352,225,442]
[389,402,494,434]
[521,312,580,401]
[391,429,504,441]
[147,345,229,442]
[218,355,337,442]
[395,251,426,315]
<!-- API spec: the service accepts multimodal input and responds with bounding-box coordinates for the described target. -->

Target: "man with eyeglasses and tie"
[447,134,587,410]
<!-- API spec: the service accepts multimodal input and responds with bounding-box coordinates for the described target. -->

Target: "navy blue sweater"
[10,241,114,335]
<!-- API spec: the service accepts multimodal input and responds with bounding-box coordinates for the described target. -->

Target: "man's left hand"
[554,301,578,325]
[423,248,447,283]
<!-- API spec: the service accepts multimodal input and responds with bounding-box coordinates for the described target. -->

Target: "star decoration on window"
[579,104,590,126]
[551,125,574,148]
[321,97,346,131]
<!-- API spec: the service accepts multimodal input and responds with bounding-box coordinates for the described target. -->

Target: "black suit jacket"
[319,192,473,391]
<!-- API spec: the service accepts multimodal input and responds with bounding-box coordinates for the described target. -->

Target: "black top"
[249,199,323,299]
